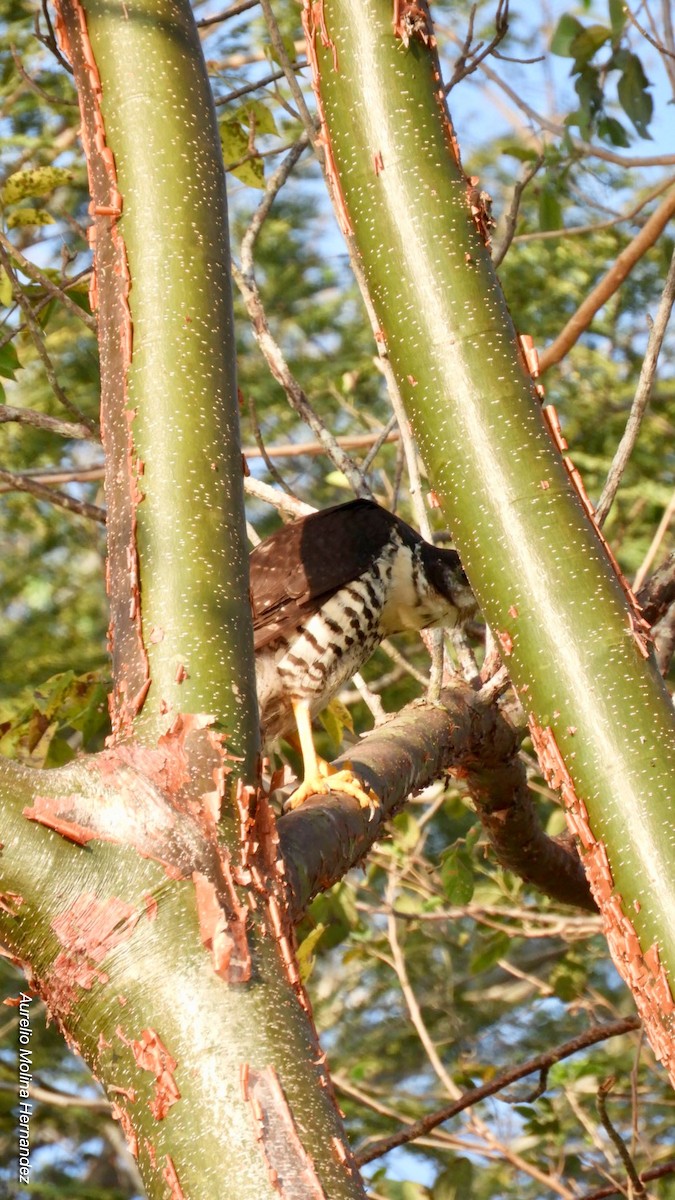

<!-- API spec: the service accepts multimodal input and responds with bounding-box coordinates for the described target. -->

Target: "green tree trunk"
[305,0,675,1080]
[0,1,367,1195]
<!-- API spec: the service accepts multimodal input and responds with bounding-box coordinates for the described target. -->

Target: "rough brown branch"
[278,682,595,920]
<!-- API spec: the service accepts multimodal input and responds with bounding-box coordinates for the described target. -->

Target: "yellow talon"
[284,765,379,815]
[282,696,379,816]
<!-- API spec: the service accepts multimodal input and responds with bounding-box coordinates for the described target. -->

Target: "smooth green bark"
[310,0,675,1053]
[84,0,258,758]
[0,2,369,1196]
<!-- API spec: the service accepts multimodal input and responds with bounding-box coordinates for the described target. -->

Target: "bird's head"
[418,542,477,627]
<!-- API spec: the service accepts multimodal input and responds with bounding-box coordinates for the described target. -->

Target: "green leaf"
[570,24,611,67]
[550,957,587,1000]
[618,53,653,138]
[6,208,55,228]
[238,99,278,136]
[470,930,511,974]
[264,30,297,71]
[0,341,21,380]
[0,268,12,307]
[597,115,630,147]
[318,696,354,749]
[501,145,540,162]
[391,810,420,851]
[433,1159,474,1200]
[440,846,475,904]
[1,166,74,205]
[220,119,265,187]
[608,0,627,35]
[296,923,327,982]
[538,186,564,232]
[324,469,350,489]
[550,14,584,56]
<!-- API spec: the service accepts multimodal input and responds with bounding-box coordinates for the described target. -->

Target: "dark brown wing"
[250,499,417,651]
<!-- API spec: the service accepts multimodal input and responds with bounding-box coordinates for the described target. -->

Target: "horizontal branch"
[0,403,92,440]
[278,682,595,920]
[0,467,105,522]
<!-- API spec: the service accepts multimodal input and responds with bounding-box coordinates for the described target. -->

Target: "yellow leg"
[284,697,379,815]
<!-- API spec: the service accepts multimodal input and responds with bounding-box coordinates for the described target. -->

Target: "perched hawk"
[251,499,476,809]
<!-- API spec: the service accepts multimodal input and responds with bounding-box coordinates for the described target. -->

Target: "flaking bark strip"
[110,1101,139,1159]
[48,893,140,1013]
[302,2,353,237]
[54,0,148,738]
[192,867,251,983]
[530,717,675,1083]
[119,1026,181,1120]
[241,1063,329,1198]
[162,1155,186,1200]
[0,892,24,915]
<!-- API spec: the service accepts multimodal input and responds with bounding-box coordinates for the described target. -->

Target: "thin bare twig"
[196,0,259,28]
[234,263,370,495]
[596,1077,646,1196]
[492,154,545,267]
[467,49,675,168]
[34,0,73,74]
[351,671,387,725]
[0,467,105,522]
[356,1017,641,1166]
[633,488,675,592]
[512,176,675,245]
[624,3,675,61]
[0,243,98,433]
[243,474,314,519]
[595,245,675,526]
[239,133,310,277]
[0,231,97,332]
[247,392,295,495]
[578,1160,675,1200]
[0,465,104,491]
[10,45,78,107]
[215,65,305,108]
[258,0,320,158]
[445,0,510,92]
[0,404,92,440]
[0,1078,109,1111]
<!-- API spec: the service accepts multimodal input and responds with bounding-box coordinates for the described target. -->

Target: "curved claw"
[284,766,380,818]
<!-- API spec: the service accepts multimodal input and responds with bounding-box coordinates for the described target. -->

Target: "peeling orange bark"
[302,2,353,236]
[530,717,675,1080]
[162,1155,186,1200]
[0,891,24,915]
[54,0,149,739]
[111,1101,139,1158]
[121,1027,181,1120]
[241,1064,329,1197]
[48,893,139,1012]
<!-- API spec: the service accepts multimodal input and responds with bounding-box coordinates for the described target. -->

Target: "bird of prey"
[251,498,476,810]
